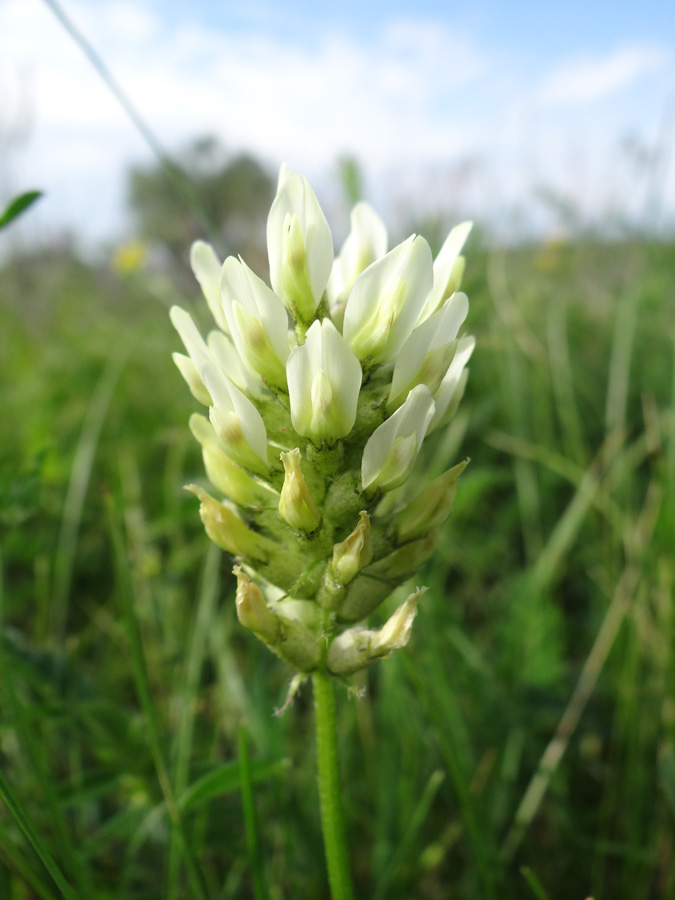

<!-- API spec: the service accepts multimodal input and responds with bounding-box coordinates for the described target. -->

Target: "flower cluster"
[171,165,474,680]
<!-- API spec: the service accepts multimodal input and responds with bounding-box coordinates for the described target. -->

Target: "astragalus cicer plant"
[170,164,474,898]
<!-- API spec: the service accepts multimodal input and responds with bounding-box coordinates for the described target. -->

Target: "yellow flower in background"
[112,240,147,274]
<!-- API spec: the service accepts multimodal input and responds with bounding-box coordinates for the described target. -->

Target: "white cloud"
[0,0,490,165]
[0,0,672,244]
[537,45,667,105]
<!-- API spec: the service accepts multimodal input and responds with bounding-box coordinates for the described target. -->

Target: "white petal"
[190,241,229,332]
[389,292,469,401]
[418,222,472,323]
[188,412,221,451]
[207,330,263,396]
[429,335,476,431]
[318,319,362,434]
[200,360,269,465]
[362,385,435,489]
[220,256,290,366]
[287,319,361,441]
[267,167,334,310]
[436,222,472,273]
[172,352,211,405]
[277,162,292,191]
[327,202,388,307]
[170,306,210,370]
[343,235,433,364]
[371,586,426,652]
[304,210,334,305]
[350,202,388,262]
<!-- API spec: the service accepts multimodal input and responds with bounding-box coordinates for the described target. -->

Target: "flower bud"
[336,574,392,623]
[287,319,362,444]
[342,235,433,365]
[393,460,468,541]
[365,533,437,581]
[331,511,372,586]
[279,449,321,533]
[362,385,436,493]
[267,165,333,322]
[234,570,322,671]
[189,414,277,508]
[186,485,278,560]
[271,600,322,672]
[234,566,280,643]
[220,256,290,390]
[326,587,426,676]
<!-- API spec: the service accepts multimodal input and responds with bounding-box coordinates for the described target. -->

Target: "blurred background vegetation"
[1,137,674,900]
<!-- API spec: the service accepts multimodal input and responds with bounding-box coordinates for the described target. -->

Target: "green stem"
[312,671,355,900]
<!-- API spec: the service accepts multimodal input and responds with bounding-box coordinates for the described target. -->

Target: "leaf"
[179,757,290,812]
[0,190,43,230]
[520,866,552,900]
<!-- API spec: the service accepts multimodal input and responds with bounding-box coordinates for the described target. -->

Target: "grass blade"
[238,724,270,900]
[0,770,78,900]
[372,769,445,900]
[106,493,211,900]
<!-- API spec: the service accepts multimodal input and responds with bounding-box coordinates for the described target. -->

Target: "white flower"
[170,305,212,371]
[206,330,264,397]
[361,384,436,493]
[428,335,476,432]
[267,164,334,322]
[220,256,290,390]
[327,202,387,313]
[172,353,211,405]
[173,165,477,678]
[388,291,469,411]
[200,359,270,475]
[287,319,362,444]
[190,241,229,333]
[189,413,277,507]
[342,235,433,366]
[170,305,261,402]
[417,221,472,324]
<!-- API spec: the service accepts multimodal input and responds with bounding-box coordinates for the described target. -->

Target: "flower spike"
[172,166,475,679]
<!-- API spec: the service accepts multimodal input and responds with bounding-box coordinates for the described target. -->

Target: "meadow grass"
[0,234,673,898]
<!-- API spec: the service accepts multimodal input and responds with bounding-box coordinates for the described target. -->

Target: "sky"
[1,0,674,248]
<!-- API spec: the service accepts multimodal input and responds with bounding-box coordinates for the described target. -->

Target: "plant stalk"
[312,671,355,900]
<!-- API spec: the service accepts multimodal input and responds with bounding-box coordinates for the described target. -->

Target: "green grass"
[0,235,673,898]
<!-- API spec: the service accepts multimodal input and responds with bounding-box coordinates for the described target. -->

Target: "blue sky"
[144,0,674,69]
[1,0,674,246]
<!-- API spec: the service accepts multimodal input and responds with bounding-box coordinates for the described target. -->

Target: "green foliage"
[128,138,274,272]
[0,231,673,899]
[0,191,43,230]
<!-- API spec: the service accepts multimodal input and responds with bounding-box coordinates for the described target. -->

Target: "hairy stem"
[312,671,355,900]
